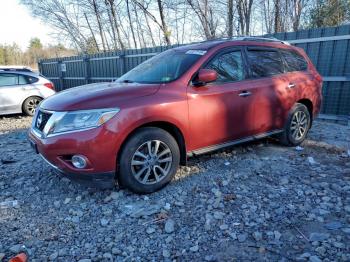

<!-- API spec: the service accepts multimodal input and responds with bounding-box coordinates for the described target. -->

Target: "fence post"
[84,56,90,84]
[37,61,42,74]
[58,60,64,91]
[119,54,126,76]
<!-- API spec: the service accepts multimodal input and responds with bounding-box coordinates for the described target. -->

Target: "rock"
[100,218,109,226]
[307,157,317,165]
[324,221,342,230]
[164,203,171,210]
[309,255,322,262]
[162,249,170,258]
[315,246,326,256]
[309,233,330,242]
[253,231,263,241]
[190,245,199,252]
[146,227,155,234]
[295,146,304,151]
[237,233,247,242]
[205,255,215,261]
[103,253,112,259]
[341,228,350,234]
[112,248,121,255]
[124,203,161,218]
[49,252,58,261]
[165,236,173,243]
[64,198,71,204]
[219,224,228,230]
[274,231,282,241]
[213,211,225,220]
[78,259,91,262]
[9,244,23,253]
[53,201,60,208]
[280,178,289,185]
[164,219,175,233]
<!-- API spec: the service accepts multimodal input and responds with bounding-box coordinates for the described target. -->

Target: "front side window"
[205,51,244,82]
[118,49,203,84]
[247,49,284,78]
[281,49,308,72]
[0,74,18,86]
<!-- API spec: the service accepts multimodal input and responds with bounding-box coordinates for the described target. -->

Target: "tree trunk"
[84,12,99,51]
[92,0,107,51]
[228,0,234,38]
[126,0,138,48]
[157,0,171,45]
[274,0,281,33]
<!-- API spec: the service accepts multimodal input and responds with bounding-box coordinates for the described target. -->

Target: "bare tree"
[236,0,254,35]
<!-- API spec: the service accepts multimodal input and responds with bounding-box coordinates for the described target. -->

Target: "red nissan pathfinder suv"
[29,37,322,193]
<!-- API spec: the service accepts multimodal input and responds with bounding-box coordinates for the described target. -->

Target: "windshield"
[117,50,203,84]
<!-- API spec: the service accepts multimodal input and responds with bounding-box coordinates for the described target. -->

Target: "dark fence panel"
[39,25,350,117]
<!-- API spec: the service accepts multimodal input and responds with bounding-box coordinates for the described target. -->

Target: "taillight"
[44,82,54,90]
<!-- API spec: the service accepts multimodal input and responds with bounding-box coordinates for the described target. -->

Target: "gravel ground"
[0,115,349,262]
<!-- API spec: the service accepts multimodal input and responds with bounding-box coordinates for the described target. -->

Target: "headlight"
[46,108,120,136]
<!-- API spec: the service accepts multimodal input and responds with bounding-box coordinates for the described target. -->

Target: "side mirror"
[194,69,217,86]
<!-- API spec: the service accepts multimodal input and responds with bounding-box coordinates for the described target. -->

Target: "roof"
[0,66,34,73]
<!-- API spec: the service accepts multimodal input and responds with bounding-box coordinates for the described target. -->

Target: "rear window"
[246,49,284,78]
[281,49,308,72]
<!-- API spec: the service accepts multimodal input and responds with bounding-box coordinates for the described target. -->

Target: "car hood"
[40,82,160,111]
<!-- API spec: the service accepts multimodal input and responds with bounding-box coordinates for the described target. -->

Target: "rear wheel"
[23,96,42,116]
[279,103,311,146]
[118,127,180,194]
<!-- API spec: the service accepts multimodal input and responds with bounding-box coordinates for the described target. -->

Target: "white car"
[0,69,56,116]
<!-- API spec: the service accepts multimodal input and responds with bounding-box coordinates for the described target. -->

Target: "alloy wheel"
[290,110,308,140]
[131,140,173,185]
[27,98,41,115]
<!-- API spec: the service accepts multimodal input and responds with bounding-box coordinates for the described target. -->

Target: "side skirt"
[187,129,283,157]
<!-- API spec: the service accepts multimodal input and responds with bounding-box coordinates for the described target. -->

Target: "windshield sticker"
[186,50,207,56]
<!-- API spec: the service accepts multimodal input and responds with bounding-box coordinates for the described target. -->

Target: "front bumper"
[37,153,115,189]
[28,124,120,189]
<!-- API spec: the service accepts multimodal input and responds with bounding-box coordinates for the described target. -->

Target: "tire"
[279,103,311,146]
[23,96,42,116]
[118,127,180,194]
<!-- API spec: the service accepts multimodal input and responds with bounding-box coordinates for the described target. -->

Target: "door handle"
[238,91,252,97]
[287,83,296,89]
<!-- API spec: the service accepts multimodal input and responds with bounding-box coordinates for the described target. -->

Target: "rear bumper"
[40,153,115,189]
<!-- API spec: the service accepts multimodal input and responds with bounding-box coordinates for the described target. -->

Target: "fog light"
[71,155,87,169]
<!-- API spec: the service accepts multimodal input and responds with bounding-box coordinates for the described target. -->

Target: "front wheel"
[118,127,180,194]
[23,96,42,116]
[279,103,311,146]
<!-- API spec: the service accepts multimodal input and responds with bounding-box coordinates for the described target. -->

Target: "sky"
[0,0,54,50]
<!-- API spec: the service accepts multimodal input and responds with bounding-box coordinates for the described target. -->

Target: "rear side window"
[281,49,308,72]
[26,75,39,84]
[246,49,284,78]
[18,75,29,84]
[205,51,244,82]
[0,74,18,86]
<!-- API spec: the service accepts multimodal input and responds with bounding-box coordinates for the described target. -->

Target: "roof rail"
[0,66,34,72]
[200,36,290,45]
[239,36,290,45]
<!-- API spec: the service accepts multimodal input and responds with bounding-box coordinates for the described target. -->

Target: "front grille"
[35,110,52,132]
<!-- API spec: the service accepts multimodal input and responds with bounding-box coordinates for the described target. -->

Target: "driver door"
[187,48,256,151]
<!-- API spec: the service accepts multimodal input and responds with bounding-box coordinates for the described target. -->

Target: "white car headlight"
[45,108,120,136]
